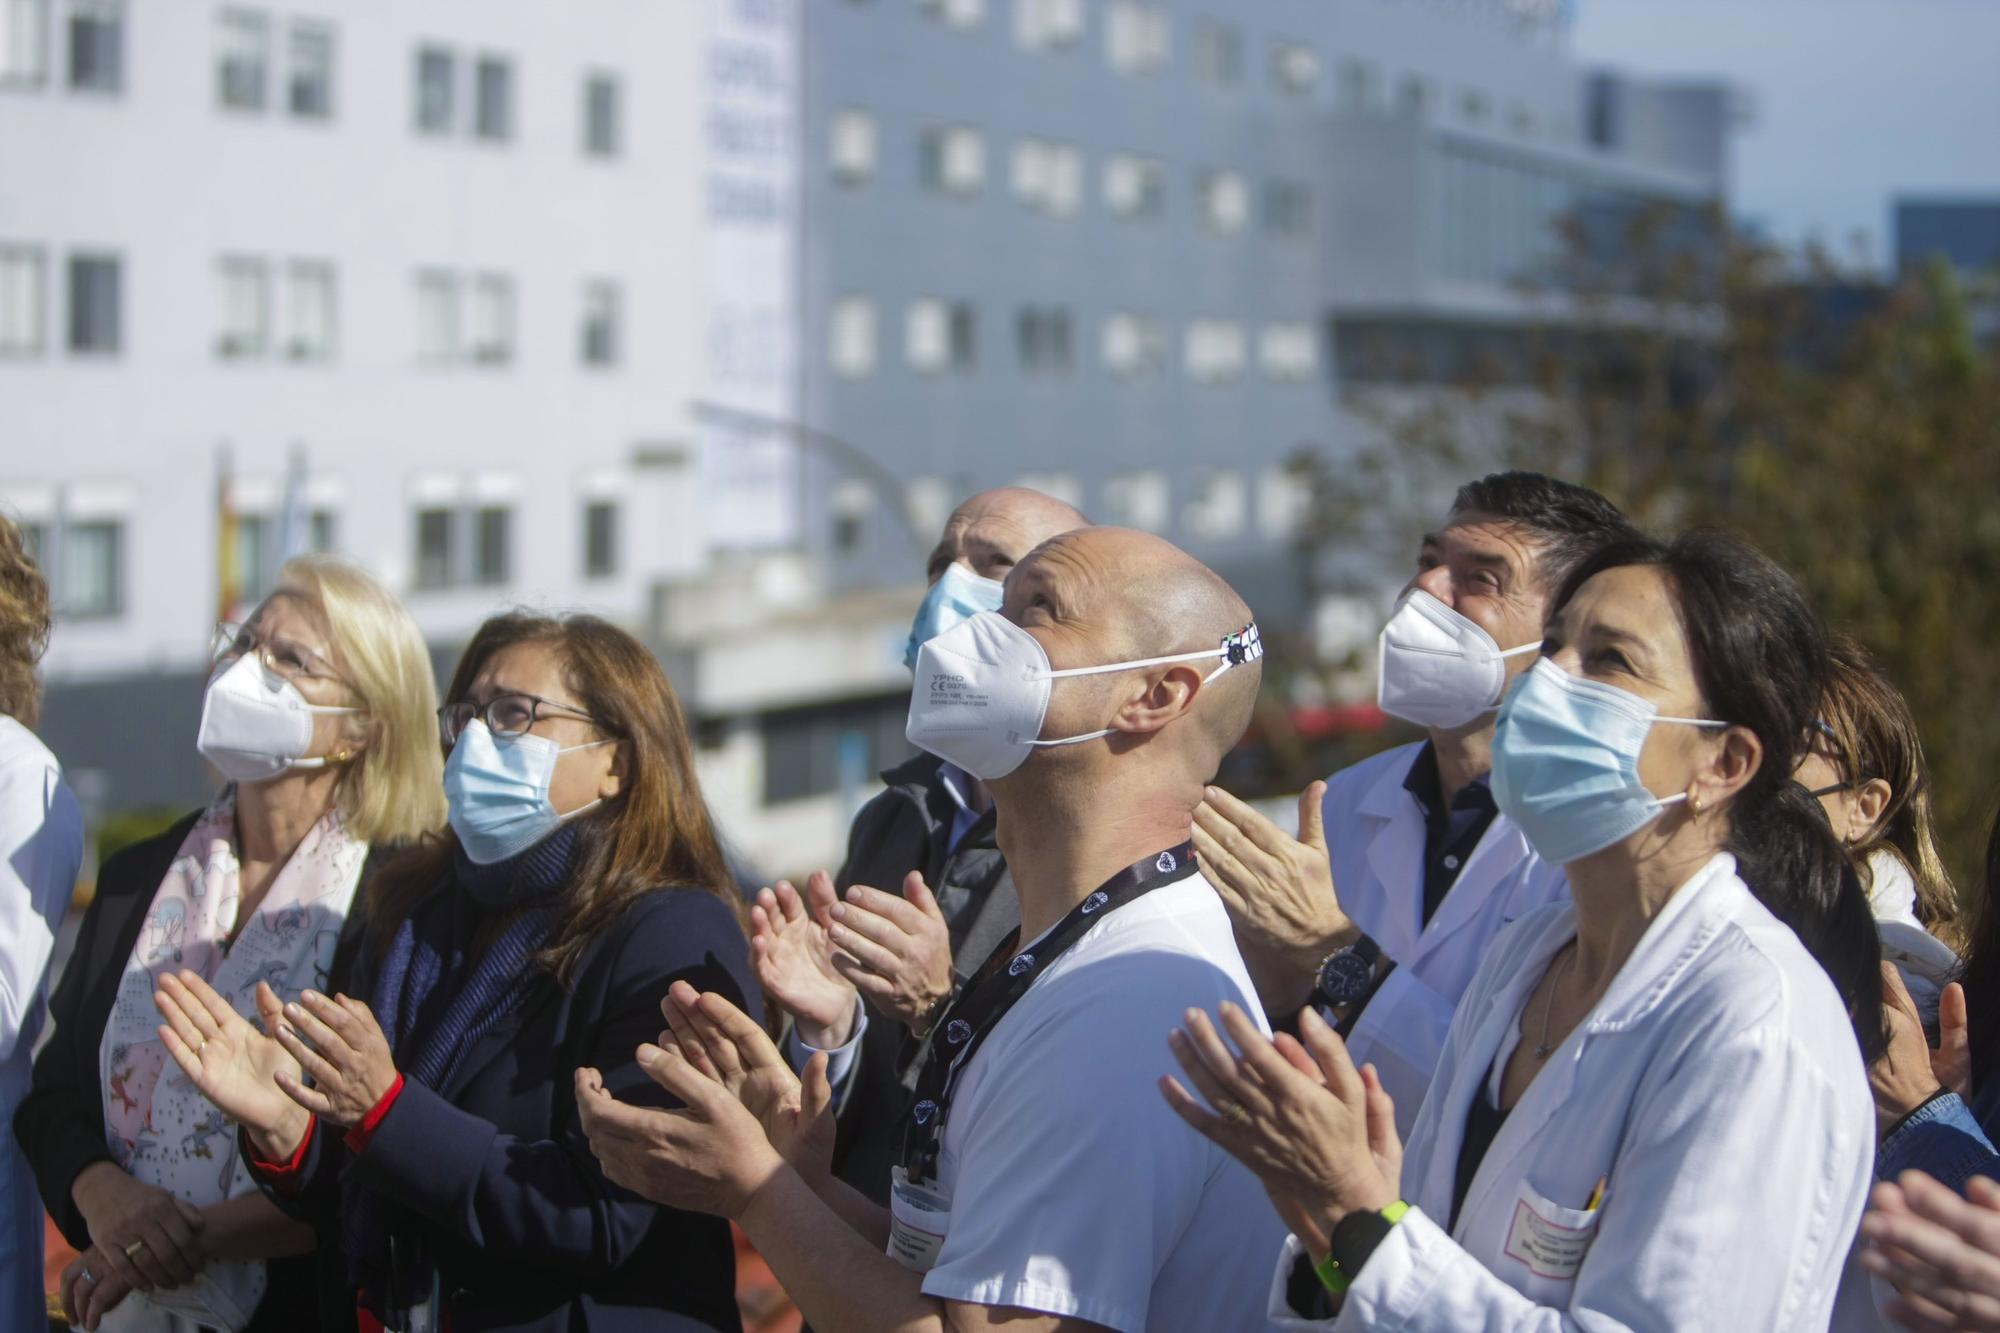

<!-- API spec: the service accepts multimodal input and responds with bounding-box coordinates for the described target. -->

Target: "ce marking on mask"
[928,673,991,708]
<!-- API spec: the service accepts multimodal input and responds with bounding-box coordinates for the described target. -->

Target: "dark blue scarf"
[341,827,573,1329]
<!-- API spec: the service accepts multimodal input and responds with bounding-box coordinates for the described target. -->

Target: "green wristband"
[1313,1200,1410,1295]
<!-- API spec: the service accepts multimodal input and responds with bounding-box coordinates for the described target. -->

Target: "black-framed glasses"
[1804,781,1852,799]
[438,691,604,747]
[212,621,344,686]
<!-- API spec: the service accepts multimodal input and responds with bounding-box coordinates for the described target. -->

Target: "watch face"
[1318,951,1374,1006]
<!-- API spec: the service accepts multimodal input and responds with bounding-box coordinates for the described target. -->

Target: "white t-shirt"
[920,870,1285,1332]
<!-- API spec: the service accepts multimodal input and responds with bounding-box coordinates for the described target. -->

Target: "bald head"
[1009,527,1262,778]
[926,487,1089,586]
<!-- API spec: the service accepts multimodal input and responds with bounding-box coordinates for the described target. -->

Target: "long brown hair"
[369,612,741,983]
[1817,634,1960,948]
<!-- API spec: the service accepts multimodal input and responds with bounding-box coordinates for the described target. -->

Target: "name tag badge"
[1502,1180,1603,1283]
[888,1166,953,1273]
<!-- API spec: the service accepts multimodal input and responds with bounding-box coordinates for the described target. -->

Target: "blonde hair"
[0,514,51,727]
[274,555,446,844]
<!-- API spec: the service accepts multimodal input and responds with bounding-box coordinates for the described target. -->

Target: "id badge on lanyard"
[887,1166,954,1272]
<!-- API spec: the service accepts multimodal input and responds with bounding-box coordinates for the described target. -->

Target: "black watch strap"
[1328,1205,1396,1282]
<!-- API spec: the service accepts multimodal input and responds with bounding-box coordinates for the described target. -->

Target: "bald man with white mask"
[578,527,1285,1333]
[752,487,1089,1208]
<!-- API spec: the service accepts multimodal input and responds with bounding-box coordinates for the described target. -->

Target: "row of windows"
[14,496,627,622]
[0,4,625,157]
[827,298,1320,384]
[0,247,628,368]
[832,114,1317,236]
[877,0,1552,135]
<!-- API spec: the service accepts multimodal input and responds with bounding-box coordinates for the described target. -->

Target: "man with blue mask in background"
[753,486,1087,1207]
[1195,471,1638,1134]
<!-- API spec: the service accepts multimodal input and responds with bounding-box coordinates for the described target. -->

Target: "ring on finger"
[1219,1099,1253,1127]
[80,1264,98,1286]
[125,1238,148,1259]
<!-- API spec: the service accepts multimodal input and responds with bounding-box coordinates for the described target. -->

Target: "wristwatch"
[1315,1200,1411,1295]
[1312,934,1382,1008]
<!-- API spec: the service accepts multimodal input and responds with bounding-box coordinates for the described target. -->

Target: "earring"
[1687,789,1703,817]
[329,748,353,764]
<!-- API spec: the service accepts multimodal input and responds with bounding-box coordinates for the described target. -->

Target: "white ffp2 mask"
[905,611,1263,781]
[1377,589,1541,730]
[196,653,362,783]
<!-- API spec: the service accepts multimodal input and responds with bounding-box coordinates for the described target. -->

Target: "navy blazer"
[263,882,761,1333]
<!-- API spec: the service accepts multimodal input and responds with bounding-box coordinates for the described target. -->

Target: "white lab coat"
[1267,852,1874,1332]
[1324,742,1568,1135]
[0,716,85,1333]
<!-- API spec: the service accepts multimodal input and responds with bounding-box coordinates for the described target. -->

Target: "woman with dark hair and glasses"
[156,612,760,1332]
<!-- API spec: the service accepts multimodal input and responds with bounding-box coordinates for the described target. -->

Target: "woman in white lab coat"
[1163,531,1885,1331]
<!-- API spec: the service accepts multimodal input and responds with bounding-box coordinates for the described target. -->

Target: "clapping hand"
[1161,1003,1401,1257]
[825,872,955,1035]
[1862,1171,2000,1331]
[658,980,837,1184]
[155,970,311,1159]
[750,873,861,1048]
[270,990,399,1128]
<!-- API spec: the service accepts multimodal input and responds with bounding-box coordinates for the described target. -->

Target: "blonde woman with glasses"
[16,555,444,1332]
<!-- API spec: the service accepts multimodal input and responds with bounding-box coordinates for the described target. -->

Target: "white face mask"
[1377,589,1542,730]
[196,653,363,783]
[906,611,1263,781]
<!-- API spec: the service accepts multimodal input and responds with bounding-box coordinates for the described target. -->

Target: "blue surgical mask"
[904,563,1006,670]
[444,719,611,866]
[1490,658,1726,866]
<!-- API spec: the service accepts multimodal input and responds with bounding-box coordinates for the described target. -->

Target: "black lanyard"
[898,841,1199,1185]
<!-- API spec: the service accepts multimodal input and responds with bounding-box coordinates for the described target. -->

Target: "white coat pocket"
[1501,1179,1603,1304]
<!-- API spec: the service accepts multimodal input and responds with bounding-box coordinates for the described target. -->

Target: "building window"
[65,0,119,92]
[1010,472,1082,510]
[580,280,621,367]
[582,500,618,578]
[471,505,510,584]
[830,107,876,185]
[310,508,337,552]
[918,125,985,196]
[1183,470,1247,540]
[1014,0,1082,50]
[469,273,514,365]
[1105,1,1169,75]
[1258,322,1317,382]
[413,507,453,588]
[1265,180,1313,237]
[216,10,267,110]
[66,251,118,354]
[761,695,914,806]
[1104,470,1169,531]
[60,518,123,616]
[1017,306,1072,374]
[216,255,268,359]
[1101,312,1164,377]
[1272,41,1319,97]
[414,45,452,133]
[829,296,875,378]
[583,71,619,156]
[288,21,333,119]
[1,0,50,84]
[1458,88,1492,124]
[1259,468,1309,538]
[917,0,983,29]
[906,298,974,373]
[1195,21,1240,87]
[415,270,458,363]
[1103,153,1165,219]
[284,259,335,361]
[1184,319,1245,384]
[1011,138,1081,218]
[1396,73,1432,119]
[1508,102,1539,138]
[0,245,43,354]
[1337,59,1380,112]
[474,55,512,141]
[1196,170,1249,235]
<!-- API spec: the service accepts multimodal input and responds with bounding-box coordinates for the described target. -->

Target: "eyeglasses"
[1803,781,1852,799]
[212,622,343,686]
[438,691,606,747]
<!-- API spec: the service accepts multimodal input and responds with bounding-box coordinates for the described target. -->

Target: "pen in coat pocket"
[1585,1176,1607,1212]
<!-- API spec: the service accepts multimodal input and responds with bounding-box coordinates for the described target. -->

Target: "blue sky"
[1569,0,2000,268]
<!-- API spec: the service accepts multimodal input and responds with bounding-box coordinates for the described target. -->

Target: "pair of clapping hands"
[747,869,956,1047]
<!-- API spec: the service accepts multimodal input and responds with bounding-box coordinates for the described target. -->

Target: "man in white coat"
[1194,471,1637,1133]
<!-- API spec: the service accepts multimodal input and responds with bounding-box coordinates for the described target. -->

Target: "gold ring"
[1219,1100,1252,1127]
[125,1238,147,1258]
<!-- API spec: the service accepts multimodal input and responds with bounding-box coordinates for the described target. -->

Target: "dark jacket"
[258,877,759,1333]
[15,809,363,1333]
[829,752,1018,1203]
